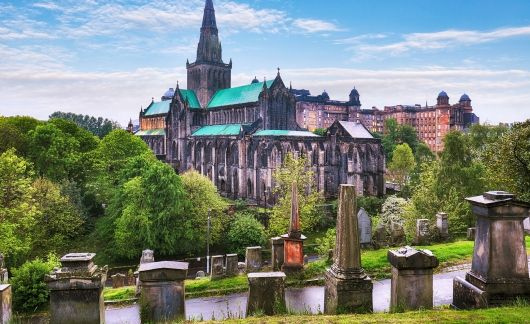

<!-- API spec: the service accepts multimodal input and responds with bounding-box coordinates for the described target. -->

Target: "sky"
[1,0,530,126]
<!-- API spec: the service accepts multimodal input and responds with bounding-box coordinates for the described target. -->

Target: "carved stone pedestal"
[246,272,286,316]
[324,268,373,314]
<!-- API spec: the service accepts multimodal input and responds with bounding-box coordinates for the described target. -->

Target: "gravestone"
[390,222,406,247]
[271,237,284,271]
[136,249,155,296]
[246,272,286,316]
[195,271,206,279]
[415,219,430,245]
[245,247,262,272]
[453,191,530,309]
[357,208,372,248]
[466,227,476,241]
[388,246,439,311]
[139,261,189,322]
[210,255,225,280]
[282,182,306,273]
[0,284,11,324]
[324,185,373,314]
[46,253,107,324]
[373,224,390,248]
[436,212,449,240]
[225,254,239,277]
[237,262,246,274]
[112,273,127,288]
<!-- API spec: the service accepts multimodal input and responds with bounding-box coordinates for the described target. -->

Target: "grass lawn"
[217,306,530,323]
[104,237,530,301]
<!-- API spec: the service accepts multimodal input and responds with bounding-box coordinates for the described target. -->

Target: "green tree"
[381,118,419,160]
[0,116,43,157]
[313,128,327,136]
[388,143,416,188]
[0,149,38,264]
[49,112,121,138]
[227,213,266,256]
[31,178,84,256]
[180,170,229,248]
[269,153,323,236]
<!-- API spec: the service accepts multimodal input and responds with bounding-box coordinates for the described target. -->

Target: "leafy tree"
[111,161,190,258]
[180,171,229,248]
[388,143,416,189]
[11,254,60,313]
[356,196,384,217]
[381,118,419,160]
[313,128,327,136]
[0,149,38,264]
[0,116,43,156]
[269,153,323,236]
[49,111,121,138]
[48,118,99,153]
[227,213,266,256]
[379,196,407,227]
[31,178,84,256]
[315,227,336,257]
[482,120,530,202]
[414,142,435,164]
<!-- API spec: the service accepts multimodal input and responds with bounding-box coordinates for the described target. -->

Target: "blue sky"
[1,0,530,125]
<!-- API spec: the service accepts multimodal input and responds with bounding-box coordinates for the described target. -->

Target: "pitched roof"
[192,124,249,137]
[143,89,200,116]
[207,80,273,108]
[253,130,321,137]
[338,121,374,139]
[135,129,166,136]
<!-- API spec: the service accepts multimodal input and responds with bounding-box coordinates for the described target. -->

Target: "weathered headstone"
[324,185,373,314]
[245,247,262,272]
[46,253,107,324]
[453,191,530,309]
[139,261,189,322]
[271,237,284,271]
[237,262,246,274]
[112,273,127,288]
[225,254,239,277]
[0,284,11,324]
[388,247,439,311]
[195,271,206,279]
[466,227,476,241]
[246,272,286,316]
[415,219,430,245]
[282,182,306,273]
[373,224,390,248]
[210,255,225,280]
[357,208,372,248]
[390,222,406,247]
[436,212,449,240]
[136,249,155,296]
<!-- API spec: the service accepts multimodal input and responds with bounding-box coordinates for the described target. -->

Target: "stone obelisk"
[281,181,306,273]
[324,185,373,314]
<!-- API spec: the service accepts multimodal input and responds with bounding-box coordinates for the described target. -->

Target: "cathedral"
[134,0,385,205]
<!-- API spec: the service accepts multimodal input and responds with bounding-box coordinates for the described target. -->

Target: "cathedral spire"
[196,0,222,63]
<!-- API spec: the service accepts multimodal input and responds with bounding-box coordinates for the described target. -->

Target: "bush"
[315,228,336,258]
[227,213,266,256]
[11,254,60,313]
[357,196,384,216]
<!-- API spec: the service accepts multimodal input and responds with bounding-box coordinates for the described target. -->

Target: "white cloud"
[358,26,530,54]
[335,33,388,44]
[33,2,61,11]
[292,19,341,33]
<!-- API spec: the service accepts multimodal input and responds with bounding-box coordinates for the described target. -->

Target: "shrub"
[315,228,336,258]
[379,195,407,227]
[11,254,60,313]
[357,196,384,216]
[227,213,266,256]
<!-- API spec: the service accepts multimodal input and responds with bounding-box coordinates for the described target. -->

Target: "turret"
[349,87,361,106]
[437,91,450,106]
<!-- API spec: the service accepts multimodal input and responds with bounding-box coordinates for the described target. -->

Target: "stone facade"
[295,89,479,153]
[134,0,386,205]
[452,191,530,309]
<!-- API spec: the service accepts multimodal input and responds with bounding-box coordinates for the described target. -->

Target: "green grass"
[103,286,136,301]
[215,306,530,323]
[186,275,249,298]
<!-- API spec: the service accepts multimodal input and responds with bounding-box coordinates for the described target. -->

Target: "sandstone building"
[295,89,479,152]
[133,0,385,205]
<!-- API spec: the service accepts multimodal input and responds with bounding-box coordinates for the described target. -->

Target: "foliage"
[0,149,38,264]
[315,228,336,257]
[0,122,27,155]
[227,212,267,256]
[414,142,435,164]
[11,254,60,313]
[180,170,229,247]
[381,118,419,161]
[356,196,384,217]
[313,128,327,136]
[269,153,323,236]
[49,111,121,138]
[388,143,416,188]
[379,195,407,227]
[31,178,84,256]
[482,120,530,202]
[111,160,189,258]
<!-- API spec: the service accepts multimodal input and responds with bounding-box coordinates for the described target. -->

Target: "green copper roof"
[181,89,201,109]
[143,89,200,115]
[144,101,170,116]
[253,130,321,137]
[207,80,273,108]
[192,124,248,137]
[135,129,166,136]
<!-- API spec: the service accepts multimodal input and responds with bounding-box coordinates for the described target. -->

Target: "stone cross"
[288,181,301,239]
[357,208,371,247]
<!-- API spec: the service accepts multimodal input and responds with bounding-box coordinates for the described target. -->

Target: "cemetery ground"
[102,237,530,303]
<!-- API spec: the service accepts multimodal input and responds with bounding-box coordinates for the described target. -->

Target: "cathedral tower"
[187,0,232,107]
